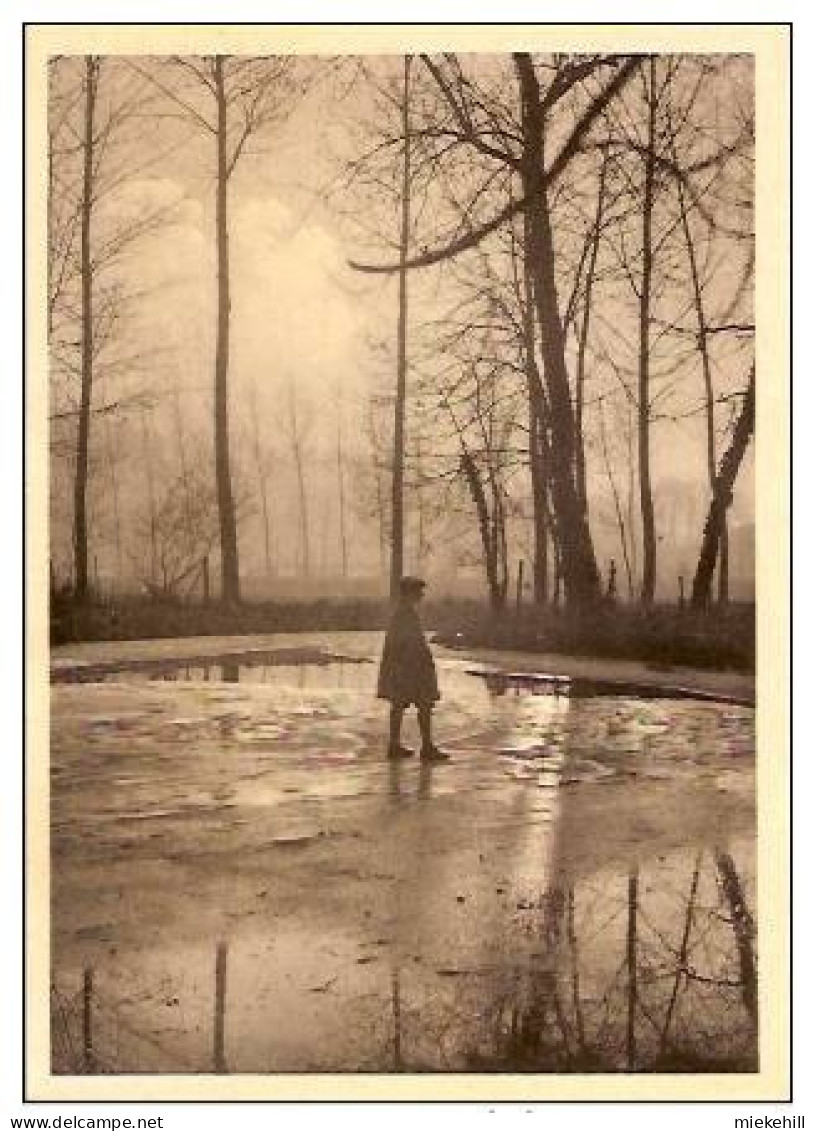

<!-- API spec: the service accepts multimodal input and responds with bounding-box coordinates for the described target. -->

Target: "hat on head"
[399,575,426,596]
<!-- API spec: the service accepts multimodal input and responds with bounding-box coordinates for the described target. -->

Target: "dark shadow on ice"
[469,669,754,708]
[417,761,434,800]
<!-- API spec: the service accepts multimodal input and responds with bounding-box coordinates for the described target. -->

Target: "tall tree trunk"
[627,402,638,595]
[491,470,509,605]
[415,430,426,572]
[522,212,549,607]
[539,418,562,603]
[676,162,730,605]
[691,367,755,608]
[249,381,274,579]
[718,523,730,603]
[599,399,634,599]
[460,450,504,612]
[172,391,195,563]
[369,401,387,578]
[288,392,311,578]
[294,446,310,577]
[574,146,609,520]
[259,434,274,581]
[318,498,330,576]
[529,400,550,606]
[104,415,123,595]
[638,57,658,606]
[213,56,240,605]
[390,54,411,599]
[514,53,601,609]
[73,55,97,602]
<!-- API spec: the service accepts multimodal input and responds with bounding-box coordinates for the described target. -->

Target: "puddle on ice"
[51,657,754,844]
[65,656,378,693]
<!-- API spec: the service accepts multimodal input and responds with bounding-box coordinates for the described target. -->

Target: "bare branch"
[349,55,642,274]
[124,59,216,135]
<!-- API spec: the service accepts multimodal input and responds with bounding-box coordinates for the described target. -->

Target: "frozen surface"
[50,635,757,1075]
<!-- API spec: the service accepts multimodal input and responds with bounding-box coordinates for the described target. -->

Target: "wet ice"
[50,633,757,1075]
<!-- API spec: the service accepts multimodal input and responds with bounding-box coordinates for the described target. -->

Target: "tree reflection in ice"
[456,848,757,1072]
[50,672,756,1074]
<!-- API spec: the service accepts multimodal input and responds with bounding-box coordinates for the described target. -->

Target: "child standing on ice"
[377,576,449,762]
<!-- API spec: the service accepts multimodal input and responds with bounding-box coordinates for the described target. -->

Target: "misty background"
[47,53,755,609]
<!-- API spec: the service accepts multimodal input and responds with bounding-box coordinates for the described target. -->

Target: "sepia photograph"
[25,23,789,1102]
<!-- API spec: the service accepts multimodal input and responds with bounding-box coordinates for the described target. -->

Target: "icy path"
[49,645,757,1075]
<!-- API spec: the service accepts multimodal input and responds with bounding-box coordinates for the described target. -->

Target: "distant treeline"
[49,591,754,672]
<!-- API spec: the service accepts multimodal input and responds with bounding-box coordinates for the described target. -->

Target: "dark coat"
[377,599,440,706]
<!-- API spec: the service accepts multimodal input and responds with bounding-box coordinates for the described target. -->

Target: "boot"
[388,743,415,759]
[420,744,450,762]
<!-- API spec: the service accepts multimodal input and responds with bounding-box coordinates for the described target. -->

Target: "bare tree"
[598,396,635,598]
[522,244,552,607]
[49,56,175,601]
[138,406,159,588]
[131,54,303,604]
[134,466,219,597]
[637,57,658,605]
[351,53,643,607]
[248,379,275,580]
[363,396,390,578]
[691,366,754,608]
[670,100,754,604]
[574,144,611,522]
[73,55,97,601]
[459,448,509,612]
[585,54,752,604]
[284,383,313,578]
[391,55,412,597]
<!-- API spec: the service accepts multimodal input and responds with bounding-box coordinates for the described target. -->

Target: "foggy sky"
[48,53,755,598]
